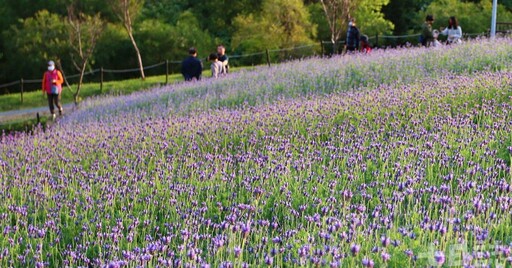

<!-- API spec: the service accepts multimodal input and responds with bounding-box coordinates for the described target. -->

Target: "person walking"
[421,15,435,47]
[42,60,64,120]
[345,18,360,53]
[217,45,229,74]
[440,16,462,44]
[181,47,203,81]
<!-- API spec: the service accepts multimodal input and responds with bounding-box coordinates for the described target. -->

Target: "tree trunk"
[331,33,338,55]
[74,59,88,104]
[128,31,145,80]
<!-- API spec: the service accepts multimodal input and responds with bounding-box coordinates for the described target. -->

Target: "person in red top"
[42,60,64,119]
[360,35,372,54]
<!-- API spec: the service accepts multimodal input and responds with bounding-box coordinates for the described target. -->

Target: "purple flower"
[434,251,445,265]
[234,246,242,258]
[381,252,391,262]
[265,255,273,265]
[351,244,361,256]
[220,261,233,268]
[362,258,374,267]
[381,236,390,247]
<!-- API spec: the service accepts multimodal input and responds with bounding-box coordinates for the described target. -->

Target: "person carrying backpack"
[42,60,64,120]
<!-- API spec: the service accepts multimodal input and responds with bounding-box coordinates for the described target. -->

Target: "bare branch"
[320,0,357,45]
[67,3,105,103]
[109,0,146,79]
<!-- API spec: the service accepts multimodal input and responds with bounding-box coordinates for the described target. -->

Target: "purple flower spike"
[381,236,390,247]
[351,244,361,256]
[362,258,374,267]
[381,252,391,262]
[434,251,445,265]
[265,255,273,265]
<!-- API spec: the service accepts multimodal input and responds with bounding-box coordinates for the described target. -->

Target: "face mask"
[48,65,55,71]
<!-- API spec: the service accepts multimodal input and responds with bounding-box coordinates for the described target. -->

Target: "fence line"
[0,44,319,91]
[268,44,317,53]
[0,32,496,93]
[0,80,22,88]
[377,33,421,39]
[229,52,266,59]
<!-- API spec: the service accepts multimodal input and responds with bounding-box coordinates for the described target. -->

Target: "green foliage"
[2,10,70,81]
[94,23,134,69]
[183,0,262,44]
[141,0,189,25]
[355,0,394,35]
[174,11,217,57]
[0,0,396,86]
[136,15,215,63]
[503,0,512,11]
[136,19,178,64]
[232,0,317,56]
[419,0,512,34]
[308,3,332,42]
[383,0,435,35]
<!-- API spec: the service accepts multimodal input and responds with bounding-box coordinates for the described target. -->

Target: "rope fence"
[0,44,321,98]
[0,30,503,100]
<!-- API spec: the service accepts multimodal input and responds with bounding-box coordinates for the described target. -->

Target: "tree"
[174,11,216,57]
[319,0,357,52]
[185,0,262,44]
[2,10,69,86]
[382,0,429,35]
[67,4,104,104]
[354,0,393,36]
[141,0,189,25]
[110,0,146,79]
[418,0,512,35]
[232,0,316,61]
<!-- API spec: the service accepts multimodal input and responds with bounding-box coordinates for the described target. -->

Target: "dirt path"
[0,103,75,124]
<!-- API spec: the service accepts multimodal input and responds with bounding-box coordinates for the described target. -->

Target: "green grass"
[0,117,49,135]
[0,73,183,112]
[0,67,249,134]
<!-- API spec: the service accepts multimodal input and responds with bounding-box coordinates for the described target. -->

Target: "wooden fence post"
[165,60,169,84]
[100,67,104,93]
[20,78,24,103]
[37,112,40,124]
[266,49,271,67]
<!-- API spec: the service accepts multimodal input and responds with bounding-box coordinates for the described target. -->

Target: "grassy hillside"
[0,38,511,267]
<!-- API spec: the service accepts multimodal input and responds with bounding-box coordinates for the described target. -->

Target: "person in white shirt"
[432,30,443,47]
[209,53,223,79]
[440,16,462,44]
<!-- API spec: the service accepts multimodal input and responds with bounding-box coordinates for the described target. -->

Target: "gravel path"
[0,103,75,124]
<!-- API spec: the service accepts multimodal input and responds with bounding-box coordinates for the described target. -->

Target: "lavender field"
[1,38,512,267]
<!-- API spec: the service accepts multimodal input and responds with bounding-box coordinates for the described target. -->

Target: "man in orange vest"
[42,60,64,119]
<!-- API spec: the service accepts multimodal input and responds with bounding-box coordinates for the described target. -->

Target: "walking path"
[0,103,75,124]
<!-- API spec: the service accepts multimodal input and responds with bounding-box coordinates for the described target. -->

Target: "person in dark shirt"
[217,45,229,74]
[181,47,203,81]
[345,18,360,52]
[421,15,435,47]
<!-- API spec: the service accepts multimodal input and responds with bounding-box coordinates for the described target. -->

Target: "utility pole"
[490,0,498,39]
